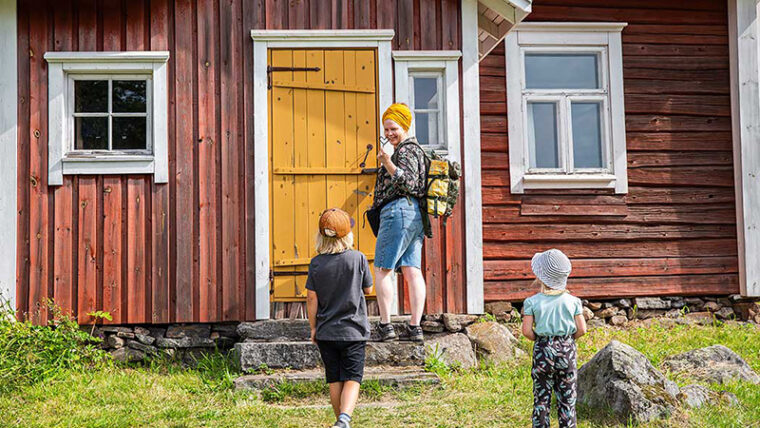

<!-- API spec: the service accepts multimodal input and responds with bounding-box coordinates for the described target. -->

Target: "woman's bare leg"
[374,267,395,324]
[401,266,426,326]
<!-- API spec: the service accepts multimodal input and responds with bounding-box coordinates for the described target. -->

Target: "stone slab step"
[234,366,439,390]
[237,316,415,342]
[235,340,426,372]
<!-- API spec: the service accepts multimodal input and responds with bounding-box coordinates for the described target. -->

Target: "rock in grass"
[578,340,680,423]
[465,321,524,364]
[106,335,125,349]
[678,384,738,409]
[425,333,477,369]
[111,347,145,363]
[662,345,760,385]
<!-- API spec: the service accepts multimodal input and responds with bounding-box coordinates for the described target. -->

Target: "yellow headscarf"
[382,103,412,131]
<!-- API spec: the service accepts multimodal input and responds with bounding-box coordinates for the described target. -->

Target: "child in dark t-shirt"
[306,208,373,428]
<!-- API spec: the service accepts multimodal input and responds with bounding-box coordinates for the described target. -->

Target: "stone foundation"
[91,323,239,364]
[484,295,760,329]
[92,295,760,365]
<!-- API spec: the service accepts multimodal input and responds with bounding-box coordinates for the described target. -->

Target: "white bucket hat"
[531,249,572,291]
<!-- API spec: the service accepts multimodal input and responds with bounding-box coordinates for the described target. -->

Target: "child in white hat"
[521,248,587,428]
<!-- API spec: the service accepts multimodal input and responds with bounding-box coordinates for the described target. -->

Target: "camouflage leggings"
[531,336,578,428]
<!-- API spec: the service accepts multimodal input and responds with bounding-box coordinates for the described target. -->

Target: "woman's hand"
[310,328,317,344]
[377,149,392,167]
[378,149,396,176]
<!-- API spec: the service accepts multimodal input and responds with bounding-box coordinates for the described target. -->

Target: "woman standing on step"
[371,103,430,342]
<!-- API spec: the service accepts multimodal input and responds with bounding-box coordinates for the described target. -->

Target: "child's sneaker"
[408,324,424,342]
[333,413,352,428]
[378,322,397,341]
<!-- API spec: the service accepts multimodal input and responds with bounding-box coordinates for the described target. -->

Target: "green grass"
[1,320,759,427]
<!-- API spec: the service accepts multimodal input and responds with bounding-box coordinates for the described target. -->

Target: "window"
[71,77,151,152]
[45,52,170,185]
[409,72,444,148]
[392,51,461,160]
[506,23,628,193]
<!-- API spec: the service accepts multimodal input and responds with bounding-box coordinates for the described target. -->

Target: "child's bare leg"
[374,267,394,323]
[340,380,361,416]
[401,266,426,326]
[328,382,344,418]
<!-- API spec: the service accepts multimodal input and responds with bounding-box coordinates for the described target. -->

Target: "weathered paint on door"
[269,48,378,301]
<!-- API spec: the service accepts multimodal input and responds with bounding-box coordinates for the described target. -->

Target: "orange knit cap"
[382,103,412,131]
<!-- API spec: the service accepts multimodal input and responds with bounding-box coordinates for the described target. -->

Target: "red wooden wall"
[480,0,740,301]
[16,0,466,325]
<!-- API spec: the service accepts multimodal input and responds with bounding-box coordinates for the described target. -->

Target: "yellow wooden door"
[269,48,378,301]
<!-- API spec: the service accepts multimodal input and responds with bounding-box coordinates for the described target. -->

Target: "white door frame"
[0,0,18,313]
[250,30,395,319]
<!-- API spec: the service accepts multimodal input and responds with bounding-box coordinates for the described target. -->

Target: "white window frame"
[45,52,170,185]
[68,75,153,155]
[506,22,628,193]
[392,50,462,162]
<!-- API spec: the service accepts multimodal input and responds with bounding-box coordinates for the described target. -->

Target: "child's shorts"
[317,340,366,384]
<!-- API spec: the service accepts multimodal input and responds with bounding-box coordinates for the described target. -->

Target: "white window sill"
[61,155,155,176]
[522,173,617,190]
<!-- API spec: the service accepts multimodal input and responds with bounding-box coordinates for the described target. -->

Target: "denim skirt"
[374,198,424,270]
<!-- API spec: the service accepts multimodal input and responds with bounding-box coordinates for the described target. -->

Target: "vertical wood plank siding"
[480,0,739,301]
[17,0,464,323]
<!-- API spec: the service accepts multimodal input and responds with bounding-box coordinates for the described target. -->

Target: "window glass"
[413,77,438,109]
[571,102,604,168]
[75,117,108,150]
[527,102,559,169]
[112,117,147,150]
[73,78,149,151]
[415,112,439,146]
[525,54,599,89]
[112,80,147,113]
[75,80,108,112]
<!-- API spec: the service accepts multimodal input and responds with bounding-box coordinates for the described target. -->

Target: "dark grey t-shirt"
[306,249,372,341]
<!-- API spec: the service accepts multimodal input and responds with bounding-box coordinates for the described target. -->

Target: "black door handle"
[359,144,373,168]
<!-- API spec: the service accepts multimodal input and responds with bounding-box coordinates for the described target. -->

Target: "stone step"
[234,366,439,390]
[235,340,427,372]
[237,316,415,342]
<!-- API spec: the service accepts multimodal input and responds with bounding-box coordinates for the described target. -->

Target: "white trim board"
[251,30,395,319]
[462,0,485,314]
[729,0,760,297]
[0,0,17,312]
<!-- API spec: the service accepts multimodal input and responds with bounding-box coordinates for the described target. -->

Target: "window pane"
[113,80,147,113]
[413,77,439,110]
[75,117,108,150]
[112,117,147,150]
[571,102,604,169]
[415,112,439,146]
[527,102,559,169]
[75,80,108,112]
[525,54,599,89]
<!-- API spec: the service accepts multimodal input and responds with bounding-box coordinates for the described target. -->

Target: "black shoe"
[378,322,397,341]
[409,324,424,342]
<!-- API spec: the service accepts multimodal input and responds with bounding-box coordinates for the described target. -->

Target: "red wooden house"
[1,0,758,326]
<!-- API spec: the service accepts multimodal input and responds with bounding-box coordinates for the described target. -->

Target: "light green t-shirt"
[523,292,583,337]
